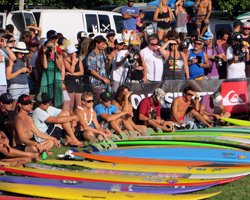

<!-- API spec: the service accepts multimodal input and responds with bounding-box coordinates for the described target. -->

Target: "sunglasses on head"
[85,99,94,103]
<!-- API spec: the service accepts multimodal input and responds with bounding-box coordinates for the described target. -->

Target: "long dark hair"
[114,85,131,106]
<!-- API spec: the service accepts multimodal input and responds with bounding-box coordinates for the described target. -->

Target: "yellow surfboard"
[221,117,250,127]
[41,160,250,175]
[0,166,233,186]
[0,182,221,200]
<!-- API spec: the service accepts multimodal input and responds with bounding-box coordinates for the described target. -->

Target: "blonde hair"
[81,92,93,101]
[159,0,167,14]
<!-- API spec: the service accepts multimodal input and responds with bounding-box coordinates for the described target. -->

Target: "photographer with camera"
[187,38,210,80]
[201,32,226,79]
[39,30,64,108]
[110,39,145,91]
[226,33,249,79]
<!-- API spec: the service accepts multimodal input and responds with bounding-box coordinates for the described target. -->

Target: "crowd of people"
[0,0,249,166]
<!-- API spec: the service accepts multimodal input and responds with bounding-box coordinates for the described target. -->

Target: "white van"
[30,9,123,44]
[1,10,36,41]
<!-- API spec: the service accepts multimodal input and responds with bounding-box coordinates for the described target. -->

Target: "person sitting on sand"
[138,88,174,132]
[171,85,212,129]
[76,92,112,143]
[94,91,134,135]
[0,93,16,146]
[112,85,147,136]
[32,93,83,147]
[14,94,60,154]
[200,91,231,125]
[0,131,39,167]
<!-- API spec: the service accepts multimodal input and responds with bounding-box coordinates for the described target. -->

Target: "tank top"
[65,59,81,73]
[157,8,171,29]
[176,9,187,28]
[188,49,205,79]
[9,59,29,85]
[164,51,185,80]
[77,106,94,127]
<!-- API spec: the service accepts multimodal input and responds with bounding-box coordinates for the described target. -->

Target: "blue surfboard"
[94,147,250,164]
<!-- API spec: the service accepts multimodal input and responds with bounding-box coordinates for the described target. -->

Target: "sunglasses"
[3,102,12,105]
[103,99,111,102]
[186,93,193,96]
[7,40,16,43]
[84,99,94,103]
[149,43,158,46]
[195,42,203,46]
[243,28,250,30]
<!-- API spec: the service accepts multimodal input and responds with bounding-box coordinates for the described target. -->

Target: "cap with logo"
[200,32,213,41]
[100,92,112,102]
[243,21,250,29]
[0,93,14,104]
[106,29,116,37]
[211,91,222,107]
[17,94,32,105]
[77,31,88,40]
[153,88,166,104]
[36,93,52,104]
[114,38,124,45]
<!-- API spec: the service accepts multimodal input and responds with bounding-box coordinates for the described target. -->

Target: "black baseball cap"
[0,93,14,104]
[47,30,58,40]
[100,92,112,102]
[106,29,116,37]
[36,93,52,104]
[17,94,32,105]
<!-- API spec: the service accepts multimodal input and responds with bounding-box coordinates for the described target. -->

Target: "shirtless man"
[0,131,38,166]
[76,92,112,143]
[194,0,212,37]
[14,94,60,154]
[171,85,211,128]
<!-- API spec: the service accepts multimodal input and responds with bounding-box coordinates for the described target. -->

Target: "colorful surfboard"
[93,147,250,164]
[0,182,222,200]
[0,175,216,194]
[0,166,239,187]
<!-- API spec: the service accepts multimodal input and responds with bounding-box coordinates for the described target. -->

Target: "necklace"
[84,108,93,125]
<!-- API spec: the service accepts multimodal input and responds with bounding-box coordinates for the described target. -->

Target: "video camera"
[232,33,244,59]
[127,47,140,65]
[45,46,54,58]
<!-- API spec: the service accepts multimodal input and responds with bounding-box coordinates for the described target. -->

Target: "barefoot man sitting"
[76,92,112,143]
[171,85,212,129]
[14,94,60,154]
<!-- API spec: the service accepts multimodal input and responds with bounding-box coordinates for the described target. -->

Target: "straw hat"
[12,42,29,54]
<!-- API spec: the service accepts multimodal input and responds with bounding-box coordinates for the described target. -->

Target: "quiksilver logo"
[223,90,246,106]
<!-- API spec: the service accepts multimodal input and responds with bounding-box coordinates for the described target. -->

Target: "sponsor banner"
[221,80,249,114]
[128,79,250,114]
